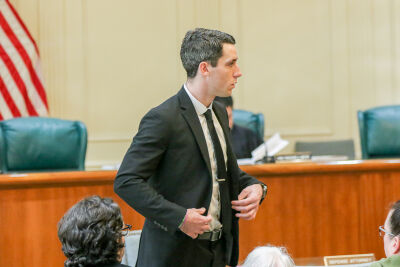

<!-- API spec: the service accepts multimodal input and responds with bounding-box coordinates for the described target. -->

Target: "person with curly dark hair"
[57,195,130,267]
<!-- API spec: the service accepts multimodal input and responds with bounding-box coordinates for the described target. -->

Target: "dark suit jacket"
[114,88,262,266]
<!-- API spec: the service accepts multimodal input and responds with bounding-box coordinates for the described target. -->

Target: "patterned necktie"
[203,109,231,226]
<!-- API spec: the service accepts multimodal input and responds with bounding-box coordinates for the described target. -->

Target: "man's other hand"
[179,207,211,239]
[231,184,263,220]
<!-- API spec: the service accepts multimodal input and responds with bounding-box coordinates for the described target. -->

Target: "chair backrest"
[233,109,264,140]
[295,139,355,159]
[0,117,87,173]
[121,230,141,266]
[358,105,400,159]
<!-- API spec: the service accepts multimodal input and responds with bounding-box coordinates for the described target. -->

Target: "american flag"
[0,0,48,120]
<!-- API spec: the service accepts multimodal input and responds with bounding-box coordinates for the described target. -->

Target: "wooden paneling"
[0,171,144,267]
[239,160,400,262]
[1,160,400,266]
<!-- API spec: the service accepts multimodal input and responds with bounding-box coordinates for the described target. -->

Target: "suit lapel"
[178,88,212,177]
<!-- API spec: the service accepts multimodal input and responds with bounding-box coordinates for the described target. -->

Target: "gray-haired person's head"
[180,28,236,78]
[57,195,124,267]
[242,245,295,267]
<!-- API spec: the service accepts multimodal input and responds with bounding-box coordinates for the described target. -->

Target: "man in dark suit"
[114,28,267,267]
[214,96,264,159]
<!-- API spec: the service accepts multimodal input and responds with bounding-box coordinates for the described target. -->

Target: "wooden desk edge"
[2,159,400,188]
[240,159,400,176]
[0,170,118,188]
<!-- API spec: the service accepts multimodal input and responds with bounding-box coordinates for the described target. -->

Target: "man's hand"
[231,184,263,220]
[179,207,212,239]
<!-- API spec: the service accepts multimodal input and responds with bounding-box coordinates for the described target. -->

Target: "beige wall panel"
[347,0,376,156]
[347,0,375,112]
[63,0,86,120]
[83,0,182,166]
[37,0,66,117]
[176,0,196,37]
[10,0,400,166]
[84,0,179,136]
[394,0,400,103]
[194,0,219,28]
[220,0,240,38]
[85,140,131,170]
[331,0,351,138]
[372,0,393,105]
[239,0,333,138]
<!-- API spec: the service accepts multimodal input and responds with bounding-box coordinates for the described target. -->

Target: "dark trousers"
[136,227,227,267]
[196,239,226,267]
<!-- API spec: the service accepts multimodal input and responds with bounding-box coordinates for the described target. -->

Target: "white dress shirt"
[184,84,227,231]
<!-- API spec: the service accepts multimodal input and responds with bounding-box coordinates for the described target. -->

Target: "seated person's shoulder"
[371,255,400,267]
[232,124,255,136]
[231,125,263,159]
[232,124,262,144]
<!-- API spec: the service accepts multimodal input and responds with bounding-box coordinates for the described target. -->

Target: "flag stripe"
[0,0,48,120]
[1,0,44,86]
[0,50,29,116]
[0,43,38,116]
[0,0,44,85]
[4,0,39,55]
[0,20,45,116]
[0,86,12,120]
[0,10,48,109]
[0,75,21,117]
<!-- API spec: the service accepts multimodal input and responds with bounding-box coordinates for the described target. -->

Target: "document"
[237,133,289,165]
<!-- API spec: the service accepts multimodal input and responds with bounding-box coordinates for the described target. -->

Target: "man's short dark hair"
[180,28,236,78]
[214,96,233,108]
[57,195,124,267]
[390,200,400,237]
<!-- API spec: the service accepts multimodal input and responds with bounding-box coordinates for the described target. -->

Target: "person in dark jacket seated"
[57,195,131,267]
[372,200,400,267]
[214,96,263,159]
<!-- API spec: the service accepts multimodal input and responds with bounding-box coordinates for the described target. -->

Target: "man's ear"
[198,61,209,76]
[393,236,400,254]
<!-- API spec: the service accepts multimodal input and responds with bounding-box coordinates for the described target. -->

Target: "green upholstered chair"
[0,117,87,173]
[233,109,264,140]
[358,105,400,159]
[295,139,355,160]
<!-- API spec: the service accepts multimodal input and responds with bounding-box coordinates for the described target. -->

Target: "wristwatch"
[259,183,268,204]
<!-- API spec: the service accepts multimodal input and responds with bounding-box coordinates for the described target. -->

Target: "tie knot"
[204,109,213,121]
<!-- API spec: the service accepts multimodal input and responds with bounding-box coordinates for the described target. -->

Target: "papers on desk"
[311,155,349,162]
[237,133,289,165]
[101,163,121,170]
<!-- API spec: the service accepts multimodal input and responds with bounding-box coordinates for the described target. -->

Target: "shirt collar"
[184,83,212,116]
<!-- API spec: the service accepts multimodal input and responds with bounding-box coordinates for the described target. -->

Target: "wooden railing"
[1,159,400,266]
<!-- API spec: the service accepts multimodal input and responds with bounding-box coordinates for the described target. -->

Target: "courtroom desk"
[0,170,143,267]
[1,160,400,266]
[238,159,400,265]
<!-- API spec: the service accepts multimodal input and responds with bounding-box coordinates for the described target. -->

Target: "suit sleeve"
[114,109,186,234]
[237,168,262,191]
